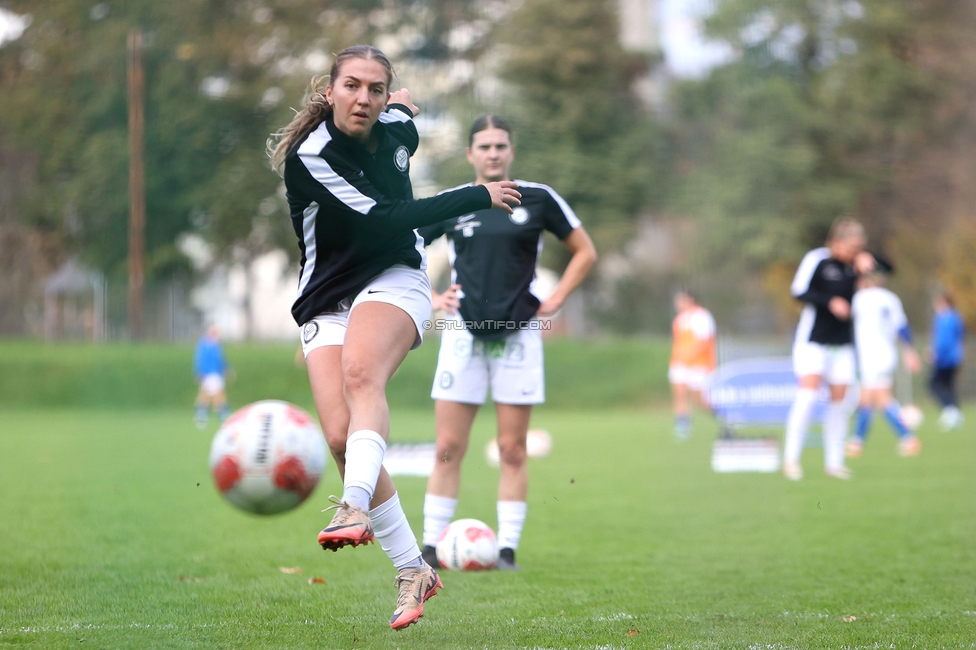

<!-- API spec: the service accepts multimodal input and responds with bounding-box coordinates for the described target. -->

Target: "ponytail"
[268,75,332,175]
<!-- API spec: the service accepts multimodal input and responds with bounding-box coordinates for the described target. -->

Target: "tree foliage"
[668,0,976,327]
[495,0,667,251]
[3,0,975,337]
[0,0,485,279]
[1,1,262,276]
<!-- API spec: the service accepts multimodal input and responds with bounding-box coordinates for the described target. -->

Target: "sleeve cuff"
[386,103,414,119]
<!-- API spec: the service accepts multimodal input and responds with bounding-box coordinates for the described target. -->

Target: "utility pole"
[127,29,146,339]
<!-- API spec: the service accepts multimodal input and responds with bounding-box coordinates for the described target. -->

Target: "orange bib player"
[668,291,717,438]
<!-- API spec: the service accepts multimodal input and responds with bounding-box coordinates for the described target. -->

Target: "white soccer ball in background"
[484,438,501,468]
[900,404,924,431]
[209,400,326,515]
[436,518,498,571]
[484,429,553,468]
[526,429,553,458]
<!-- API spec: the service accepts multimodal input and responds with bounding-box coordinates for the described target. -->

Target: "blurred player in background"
[269,46,521,629]
[928,291,966,431]
[846,272,922,458]
[417,115,596,571]
[193,324,230,428]
[668,290,717,439]
[782,217,888,480]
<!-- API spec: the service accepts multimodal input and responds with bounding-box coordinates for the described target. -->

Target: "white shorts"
[859,357,896,390]
[431,317,545,405]
[859,369,894,390]
[668,364,712,391]
[792,341,856,385]
[300,264,432,358]
[200,373,225,396]
[857,349,897,390]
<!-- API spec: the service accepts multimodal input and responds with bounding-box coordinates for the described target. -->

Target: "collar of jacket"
[325,113,388,154]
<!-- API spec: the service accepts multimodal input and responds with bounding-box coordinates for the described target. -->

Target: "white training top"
[675,307,717,340]
[852,286,908,372]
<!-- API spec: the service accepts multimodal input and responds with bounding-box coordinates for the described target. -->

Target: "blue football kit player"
[193,324,230,427]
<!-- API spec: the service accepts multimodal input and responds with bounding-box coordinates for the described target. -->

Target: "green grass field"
[0,339,673,411]
[1,398,974,648]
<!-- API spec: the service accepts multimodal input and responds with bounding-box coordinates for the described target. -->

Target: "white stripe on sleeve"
[794,304,815,344]
[435,182,474,197]
[412,229,428,271]
[791,248,830,297]
[516,180,582,229]
[297,124,377,215]
[297,202,319,297]
[380,108,412,123]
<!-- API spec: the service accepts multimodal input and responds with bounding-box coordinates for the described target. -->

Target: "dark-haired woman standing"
[417,116,596,571]
[270,46,520,629]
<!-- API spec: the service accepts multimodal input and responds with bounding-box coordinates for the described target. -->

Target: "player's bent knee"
[325,436,347,456]
[342,362,384,399]
[322,427,348,456]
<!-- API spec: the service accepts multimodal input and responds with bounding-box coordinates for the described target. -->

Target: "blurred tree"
[669,0,976,331]
[674,0,937,263]
[494,0,669,252]
[0,0,492,264]
[0,0,303,279]
[0,0,487,336]
[939,223,976,327]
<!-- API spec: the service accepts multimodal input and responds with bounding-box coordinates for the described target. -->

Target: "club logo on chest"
[509,207,529,225]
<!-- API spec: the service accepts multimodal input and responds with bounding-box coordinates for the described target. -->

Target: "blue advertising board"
[707,357,830,426]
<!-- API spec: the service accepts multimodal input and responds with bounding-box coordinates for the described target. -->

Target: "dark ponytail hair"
[468,114,513,146]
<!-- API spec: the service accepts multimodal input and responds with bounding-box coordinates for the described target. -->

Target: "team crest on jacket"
[394,146,409,172]
[509,207,529,225]
[823,265,843,281]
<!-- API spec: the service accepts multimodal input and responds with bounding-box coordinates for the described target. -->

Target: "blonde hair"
[268,45,393,175]
[827,216,866,244]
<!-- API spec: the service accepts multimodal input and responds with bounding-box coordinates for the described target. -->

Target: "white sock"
[784,388,817,464]
[341,430,386,511]
[370,493,424,570]
[496,501,527,550]
[422,494,458,548]
[823,401,849,471]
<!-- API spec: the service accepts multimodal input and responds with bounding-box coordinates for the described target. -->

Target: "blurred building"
[43,259,106,341]
[619,0,667,111]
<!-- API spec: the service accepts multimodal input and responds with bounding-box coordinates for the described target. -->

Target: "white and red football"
[435,518,498,571]
[209,400,325,515]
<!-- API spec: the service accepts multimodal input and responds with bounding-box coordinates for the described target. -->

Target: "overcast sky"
[660,0,733,77]
[0,8,26,45]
